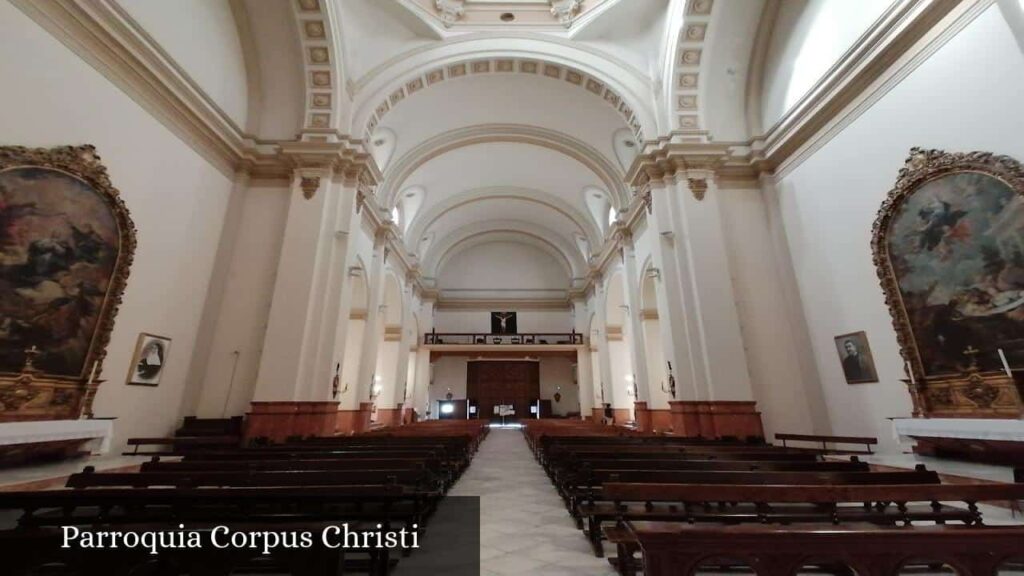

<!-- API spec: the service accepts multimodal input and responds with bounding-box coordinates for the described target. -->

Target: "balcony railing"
[423,332,584,346]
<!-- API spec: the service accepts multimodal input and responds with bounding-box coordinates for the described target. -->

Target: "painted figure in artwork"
[0,167,119,377]
[887,170,1024,375]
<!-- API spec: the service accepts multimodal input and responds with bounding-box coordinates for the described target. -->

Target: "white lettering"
[61,526,80,549]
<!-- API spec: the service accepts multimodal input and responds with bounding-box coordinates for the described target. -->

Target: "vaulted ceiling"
[116,0,902,300]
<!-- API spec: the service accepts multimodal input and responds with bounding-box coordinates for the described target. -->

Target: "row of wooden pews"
[0,419,487,575]
[525,419,1024,576]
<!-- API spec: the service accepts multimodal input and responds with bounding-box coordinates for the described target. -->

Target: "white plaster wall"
[718,188,828,439]
[428,357,469,413]
[539,357,581,416]
[240,0,305,139]
[774,5,1024,452]
[0,1,233,446]
[433,309,574,334]
[760,0,893,130]
[194,184,290,417]
[118,0,250,129]
[607,338,635,410]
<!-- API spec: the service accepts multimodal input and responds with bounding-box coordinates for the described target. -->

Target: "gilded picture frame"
[0,145,136,418]
[871,148,1024,388]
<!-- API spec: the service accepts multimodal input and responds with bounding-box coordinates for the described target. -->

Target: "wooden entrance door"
[467,361,540,421]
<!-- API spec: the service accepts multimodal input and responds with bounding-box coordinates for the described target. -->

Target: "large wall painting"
[0,145,135,420]
[873,148,1024,417]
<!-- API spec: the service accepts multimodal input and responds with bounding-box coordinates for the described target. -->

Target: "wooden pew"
[626,522,1024,576]
[775,432,878,455]
[123,435,242,455]
[572,468,941,555]
[600,482,1024,575]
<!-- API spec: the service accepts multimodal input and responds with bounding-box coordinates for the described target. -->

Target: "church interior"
[1,0,1024,574]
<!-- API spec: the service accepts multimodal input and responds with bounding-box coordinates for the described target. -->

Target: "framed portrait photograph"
[834,331,878,384]
[127,333,171,386]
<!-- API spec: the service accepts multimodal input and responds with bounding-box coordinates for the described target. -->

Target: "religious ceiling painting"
[872,148,1024,417]
[0,145,135,420]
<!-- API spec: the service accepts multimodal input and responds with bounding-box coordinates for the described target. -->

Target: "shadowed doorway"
[467,360,540,422]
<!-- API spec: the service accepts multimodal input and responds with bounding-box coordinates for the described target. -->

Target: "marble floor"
[448,428,616,576]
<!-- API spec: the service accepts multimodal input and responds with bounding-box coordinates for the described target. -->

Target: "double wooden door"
[467,361,539,421]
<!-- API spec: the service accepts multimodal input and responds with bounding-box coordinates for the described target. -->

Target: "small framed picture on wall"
[834,331,878,384]
[127,333,171,386]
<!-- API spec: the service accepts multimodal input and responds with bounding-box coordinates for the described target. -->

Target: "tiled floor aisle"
[449,428,617,576]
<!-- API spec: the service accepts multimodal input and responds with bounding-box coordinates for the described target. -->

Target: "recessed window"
[500,12,515,22]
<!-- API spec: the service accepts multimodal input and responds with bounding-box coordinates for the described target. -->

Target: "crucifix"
[493,312,515,334]
[963,345,980,370]
[22,345,40,371]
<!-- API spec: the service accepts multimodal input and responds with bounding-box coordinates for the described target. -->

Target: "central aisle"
[449,427,617,576]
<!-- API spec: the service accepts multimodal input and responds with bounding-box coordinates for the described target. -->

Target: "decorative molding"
[364,58,643,142]
[549,0,583,27]
[291,0,339,133]
[300,176,321,199]
[434,0,465,26]
[669,0,714,137]
[688,177,708,201]
[755,0,979,179]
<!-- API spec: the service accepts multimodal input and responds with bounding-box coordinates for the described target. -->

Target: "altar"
[892,418,1024,464]
[0,419,114,466]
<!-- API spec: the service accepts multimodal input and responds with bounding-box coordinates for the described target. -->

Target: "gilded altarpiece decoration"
[0,146,136,421]
[872,148,1024,418]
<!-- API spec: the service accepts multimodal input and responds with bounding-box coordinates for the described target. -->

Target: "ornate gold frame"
[0,145,136,419]
[871,147,1024,417]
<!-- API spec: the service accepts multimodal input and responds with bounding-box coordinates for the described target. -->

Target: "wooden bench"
[626,522,1024,576]
[124,435,242,455]
[574,468,941,555]
[775,433,878,455]
[600,482,1024,575]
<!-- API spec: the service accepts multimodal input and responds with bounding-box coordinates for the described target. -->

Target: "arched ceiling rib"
[364,57,645,141]
[406,187,603,249]
[346,35,658,140]
[378,124,629,209]
[424,221,587,281]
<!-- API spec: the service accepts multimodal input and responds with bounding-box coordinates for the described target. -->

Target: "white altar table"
[892,418,1024,443]
[0,419,114,455]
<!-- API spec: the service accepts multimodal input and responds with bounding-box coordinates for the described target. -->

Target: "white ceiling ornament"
[364,58,644,142]
[401,0,612,29]
[434,0,465,26]
[549,0,582,27]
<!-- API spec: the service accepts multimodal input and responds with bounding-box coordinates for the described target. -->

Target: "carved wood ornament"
[0,145,136,421]
[871,148,1024,417]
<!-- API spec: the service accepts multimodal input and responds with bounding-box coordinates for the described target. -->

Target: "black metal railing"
[423,332,584,345]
